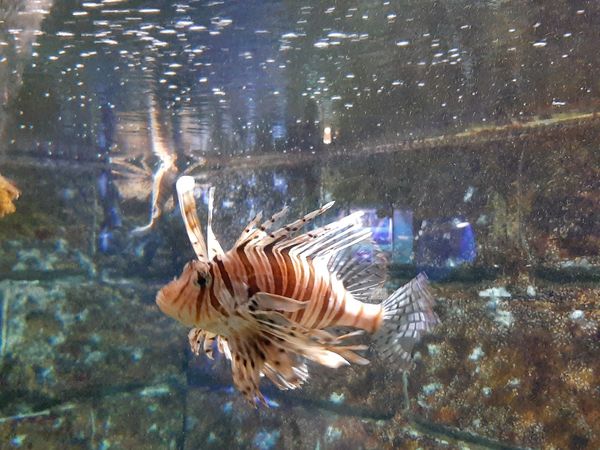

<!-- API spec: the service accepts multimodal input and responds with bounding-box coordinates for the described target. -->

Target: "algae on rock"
[0,174,19,218]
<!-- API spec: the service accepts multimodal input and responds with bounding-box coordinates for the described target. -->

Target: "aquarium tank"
[0,0,598,449]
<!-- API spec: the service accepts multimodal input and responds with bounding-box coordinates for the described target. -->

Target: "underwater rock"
[0,387,182,449]
[80,387,183,449]
[0,165,96,251]
[183,388,444,450]
[569,309,585,321]
[478,286,511,298]
[2,274,596,449]
[0,280,185,412]
[0,239,97,278]
[12,248,57,271]
[409,283,600,449]
[329,392,345,405]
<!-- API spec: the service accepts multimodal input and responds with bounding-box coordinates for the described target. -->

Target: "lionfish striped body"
[156,176,439,405]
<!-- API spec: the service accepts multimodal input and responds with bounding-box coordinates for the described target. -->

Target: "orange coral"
[0,174,20,217]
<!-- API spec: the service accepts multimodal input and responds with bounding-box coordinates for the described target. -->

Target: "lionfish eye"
[196,272,207,287]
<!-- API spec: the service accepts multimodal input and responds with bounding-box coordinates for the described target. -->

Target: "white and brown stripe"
[208,244,385,334]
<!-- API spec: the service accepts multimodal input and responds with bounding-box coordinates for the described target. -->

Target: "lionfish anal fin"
[223,295,373,405]
[188,328,230,361]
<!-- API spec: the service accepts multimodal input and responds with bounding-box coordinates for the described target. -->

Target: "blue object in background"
[415,216,477,279]
[347,208,414,264]
[392,209,414,264]
[97,227,114,254]
[351,208,392,251]
[454,218,477,263]
[96,102,123,254]
[272,173,287,194]
[96,168,123,254]
[271,121,286,141]
[346,208,392,265]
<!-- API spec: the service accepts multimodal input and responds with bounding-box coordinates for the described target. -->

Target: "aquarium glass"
[0,0,598,449]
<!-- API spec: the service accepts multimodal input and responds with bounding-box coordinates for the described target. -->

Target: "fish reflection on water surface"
[156,176,439,405]
[129,96,205,236]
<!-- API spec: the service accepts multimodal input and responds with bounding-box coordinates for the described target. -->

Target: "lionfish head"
[156,259,211,326]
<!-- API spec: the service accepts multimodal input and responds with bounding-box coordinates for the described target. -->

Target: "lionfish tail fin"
[226,326,310,407]
[374,273,439,370]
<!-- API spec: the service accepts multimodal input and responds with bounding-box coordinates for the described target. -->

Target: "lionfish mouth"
[155,289,169,314]
[155,281,197,327]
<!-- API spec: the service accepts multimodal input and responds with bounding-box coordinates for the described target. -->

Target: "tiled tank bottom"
[0,279,598,449]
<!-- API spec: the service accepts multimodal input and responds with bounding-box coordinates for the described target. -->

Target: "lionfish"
[156,176,439,405]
